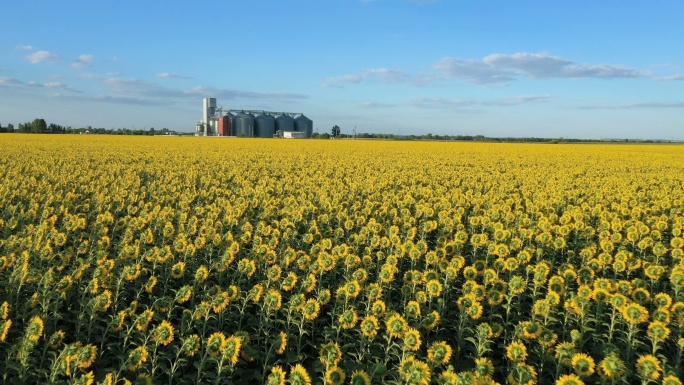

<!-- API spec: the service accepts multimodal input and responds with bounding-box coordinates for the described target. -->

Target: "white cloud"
[435,52,648,84]
[26,50,58,64]
[413,95,552,109]
[97,76,307,104]
[71,54,94,70]
[156,72,193,79]
[658,74,684,81]
[0,76,80,93]
[578,101,684,109]
[360,102,395,108]
[16,44,34,50]
[323,67,411,88]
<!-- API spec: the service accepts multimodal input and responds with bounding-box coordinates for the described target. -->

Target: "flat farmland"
[0,135,683,385]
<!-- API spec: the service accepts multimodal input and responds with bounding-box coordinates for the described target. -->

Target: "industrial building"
[195,97,313,138]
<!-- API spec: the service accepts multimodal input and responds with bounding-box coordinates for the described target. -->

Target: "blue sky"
[1,1,683,139]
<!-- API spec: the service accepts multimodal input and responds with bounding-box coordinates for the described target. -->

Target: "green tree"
[331,125,341,138]
[31,118,47,133]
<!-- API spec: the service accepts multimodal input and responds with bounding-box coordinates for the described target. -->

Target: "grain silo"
[254,113,276,138]
[232,111,254,137]
[218,113,233,136]
[294,114,313,138]
[275,114,295,133]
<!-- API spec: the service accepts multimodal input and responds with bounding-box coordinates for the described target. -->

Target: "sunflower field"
[0,135,683,385]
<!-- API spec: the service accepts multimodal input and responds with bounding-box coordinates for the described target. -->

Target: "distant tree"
[320,133,330,139]
[30,118,47,133]
[331,125,341,138]
[8,123,14,132]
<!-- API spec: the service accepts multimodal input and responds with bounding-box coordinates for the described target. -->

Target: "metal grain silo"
[275,114,295,133]
[254,113,276,138]
[233,111,254,137]
[218,113,233,136]
[294,114,313,138]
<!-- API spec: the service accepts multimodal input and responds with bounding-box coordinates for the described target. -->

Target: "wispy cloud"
[97,76,307,105]
[360,102,395,108]
[658,74,684,81]
[71,54,94,70]
[323,67,415,88]
[0,76,80,93]
[413,95,553,109]
[156,72,193,79]
[26,50,58,64]
[16,44,34,50]
[435,52,648,85]
[578,101,684,110]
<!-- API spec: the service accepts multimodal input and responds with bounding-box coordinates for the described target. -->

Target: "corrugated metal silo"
[275,114,295,133]
[233,112,254,137]
[254,113,276,138]
[294,114,313,138]
[218,113,232,136]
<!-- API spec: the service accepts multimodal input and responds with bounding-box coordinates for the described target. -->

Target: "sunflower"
[281,272,298,292]
[267,265,282,282]
[473,357,494,378]
[365,283,383,301]
[0,302,8,320]
[206,332,227,357]
[173,285,192,304]
[631,287,651,304]
[635,354,662,381]
[295,299,317,321]
[598,353,625,380]
[211,292,230,314]
[127,346,149,371]
[153,320,174,346]
[647,320,670,343]
[266,366,286,385]
[571,353,595,377]
[247,284,264,303]
[223,335,241,365]
[506,341,527,362]
[302,273,317,293]
[403,328,422,351]
[76,344,98,369]
[422,310,440,330]
[507,363,536,385]
[654,293,673,309]
[663,375,684,385]
[26,315,44,343]
[275,331,287,354]
[427,341,452,365]
[386,313,408,338]
[538,329,558,348]
[263,289,283,312]
[467,301,483,320]
[49,330,65,349]
[555,342,576,365]
[405,301,422,319]
[398,356,431,385]
[320,341,343,368]
[348,370,371,385]
[325,367,345,385]
[509,275,527,295]
[360,315,379,339]
[338,308,358,329]
[555,373,584,385]
[288,364,312,385]
[521,321,543,339]
[620,303,649,324]
[170,261,185,279]
[438,369,458,385]
[180,334,201,357]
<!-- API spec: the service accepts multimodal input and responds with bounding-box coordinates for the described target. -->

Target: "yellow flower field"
[0,135,683,384]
